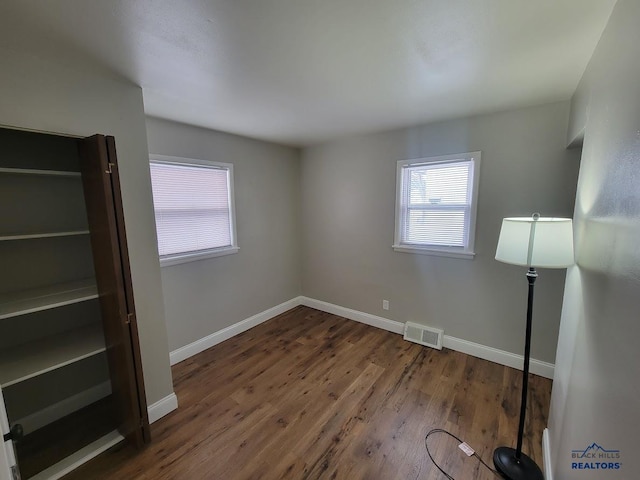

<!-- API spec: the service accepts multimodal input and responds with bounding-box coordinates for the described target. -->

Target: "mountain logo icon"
[572,443,620,458]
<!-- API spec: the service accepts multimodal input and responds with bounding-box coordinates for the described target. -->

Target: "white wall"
[145,117,301,352]
[0,51,174,406]
[301,102,580,364]
[547,0,640,478]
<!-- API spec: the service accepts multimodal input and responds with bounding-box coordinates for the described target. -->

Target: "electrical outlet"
[382,299,389,310]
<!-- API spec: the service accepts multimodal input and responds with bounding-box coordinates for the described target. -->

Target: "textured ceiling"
[0,1,616,146]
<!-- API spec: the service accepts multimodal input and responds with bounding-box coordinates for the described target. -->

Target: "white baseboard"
[543,428,553,480]
[147,392,178,424]
[15,381,179,433]
[168,295,554,380]
[15,381,112,435]
[15,380,179,433]
[169,296,303,365]
[300,297,555,379]
[299,297,405,334]
[442,335,555,379]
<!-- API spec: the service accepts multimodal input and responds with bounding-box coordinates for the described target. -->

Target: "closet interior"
[0,128,148,480]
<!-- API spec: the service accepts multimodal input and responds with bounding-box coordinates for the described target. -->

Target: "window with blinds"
[149,157,238,266]
[394,152,481,258]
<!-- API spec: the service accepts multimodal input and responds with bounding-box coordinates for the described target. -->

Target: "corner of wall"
[566,68,590,149]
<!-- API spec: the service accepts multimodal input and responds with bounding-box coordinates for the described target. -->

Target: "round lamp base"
[493,447,544,480]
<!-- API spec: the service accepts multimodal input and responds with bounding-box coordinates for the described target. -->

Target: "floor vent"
[403,322,443,350]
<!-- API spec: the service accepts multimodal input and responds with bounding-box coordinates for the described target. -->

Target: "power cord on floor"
[424,428,502,479]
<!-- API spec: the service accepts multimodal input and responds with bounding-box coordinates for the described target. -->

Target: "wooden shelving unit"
[0,129,148,479]
[0,323,106,387]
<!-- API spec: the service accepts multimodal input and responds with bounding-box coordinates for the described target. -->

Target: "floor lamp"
[493,214,574,480]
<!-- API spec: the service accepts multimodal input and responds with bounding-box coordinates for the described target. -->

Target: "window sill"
[392,245,475,260]
[160,246,239,267]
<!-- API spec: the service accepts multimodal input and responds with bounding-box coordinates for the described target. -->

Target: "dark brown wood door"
[78,134,150,447]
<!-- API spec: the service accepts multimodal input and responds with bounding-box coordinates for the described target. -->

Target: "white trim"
[14,381,111,435]
[299,297,554,379]
[543,428,553,480]
[147,393,178,424]
[169,297,304,365]
[394,151,481,257]
[0,388,16,480]
[150,154,239,265]
[168,295,554,379]
[149,154,232,170]
[392,245,475,259]
[299,297,405,334]
[160,246,239,267]
[0,436,10,480]
[30,430,123,480]
[15,382,178,434]
[442,335,554,379]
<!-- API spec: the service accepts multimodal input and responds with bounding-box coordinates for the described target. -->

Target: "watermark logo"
[571,442,621,471]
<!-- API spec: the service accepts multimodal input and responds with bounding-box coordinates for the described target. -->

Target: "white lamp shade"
[496,217,574,268]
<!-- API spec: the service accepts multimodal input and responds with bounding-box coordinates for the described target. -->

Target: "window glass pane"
[396,154,478,253]
[150,162,232,257]
[405,209,466,246]
[408,163,470,205]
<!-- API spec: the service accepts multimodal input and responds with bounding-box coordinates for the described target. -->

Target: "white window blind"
[149,160,236,262]
[394,152,480,258]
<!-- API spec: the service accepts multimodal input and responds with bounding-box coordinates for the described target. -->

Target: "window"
[149,155,238,266]
[393,152,480,259]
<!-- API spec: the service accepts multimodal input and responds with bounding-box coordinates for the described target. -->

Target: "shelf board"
[0,323,106,387]
[0,279,98,320]
[0,167,80,177]
[29,430,123,480]
[0,231,90,242]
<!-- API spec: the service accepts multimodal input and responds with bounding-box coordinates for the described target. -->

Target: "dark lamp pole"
[493,215,574,480]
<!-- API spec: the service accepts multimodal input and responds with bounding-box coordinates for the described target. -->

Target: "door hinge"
[11,465,20,480]
[126,313,133,325]
[105,162,115,174]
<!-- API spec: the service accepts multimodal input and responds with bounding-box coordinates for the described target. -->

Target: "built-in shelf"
[0,323,106,387]
[0,231,90,242]
[0,279,98,320]
[29,430,123,480]
[0,167,80,177]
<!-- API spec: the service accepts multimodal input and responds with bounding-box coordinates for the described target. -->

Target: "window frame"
[393,151,481,259]
[149,154,239,267]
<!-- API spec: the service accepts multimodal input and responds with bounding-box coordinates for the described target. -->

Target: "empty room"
[0,1,638,479]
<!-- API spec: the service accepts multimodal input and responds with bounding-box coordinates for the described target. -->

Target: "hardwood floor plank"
[63,306,552,480]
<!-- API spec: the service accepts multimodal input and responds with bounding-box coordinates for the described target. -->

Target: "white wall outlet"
[382,299,389,310]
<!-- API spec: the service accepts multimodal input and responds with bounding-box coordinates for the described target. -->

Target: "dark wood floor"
[64,306,551,480]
